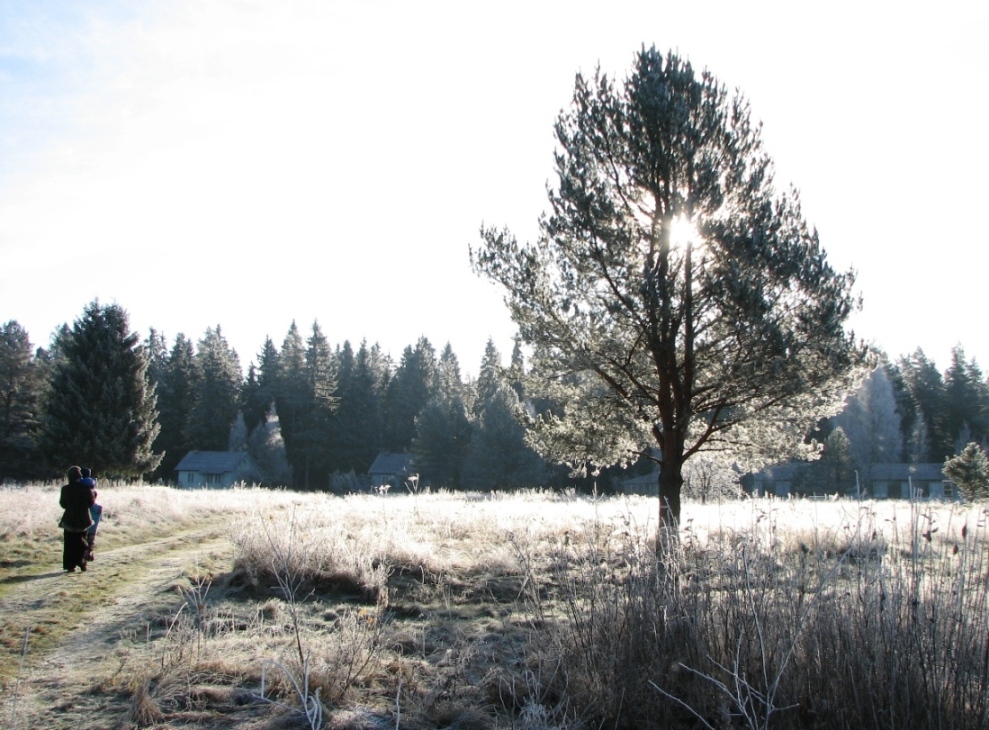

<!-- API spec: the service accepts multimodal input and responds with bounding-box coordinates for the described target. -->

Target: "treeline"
[797,347,989,493]
[3,301,987,492]
[0,301,550,489]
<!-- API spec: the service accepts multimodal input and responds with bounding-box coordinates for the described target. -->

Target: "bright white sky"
[2,0,987,377]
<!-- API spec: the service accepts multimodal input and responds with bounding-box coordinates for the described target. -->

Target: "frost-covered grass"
[3,486,987,729]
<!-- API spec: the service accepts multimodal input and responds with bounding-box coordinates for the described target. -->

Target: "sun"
[668,214,701,252]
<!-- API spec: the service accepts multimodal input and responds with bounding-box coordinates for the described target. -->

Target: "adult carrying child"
[59,465,96,573]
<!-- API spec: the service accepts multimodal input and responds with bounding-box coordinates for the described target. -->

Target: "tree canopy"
[40,301,161,477]
[943,441,989,501]
[473,47,862,526]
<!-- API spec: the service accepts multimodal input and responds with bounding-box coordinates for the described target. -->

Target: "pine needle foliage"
[40,300,161,477]
[473,47,863,527]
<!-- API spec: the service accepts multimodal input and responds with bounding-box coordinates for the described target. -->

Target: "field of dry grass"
[1,485,987,729]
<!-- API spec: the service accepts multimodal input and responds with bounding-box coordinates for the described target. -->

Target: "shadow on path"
[0,570,65,585]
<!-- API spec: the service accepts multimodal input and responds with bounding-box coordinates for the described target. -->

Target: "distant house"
[747,462,957,500]
[749,463,802,498]
[175,451,254,488]
[863,463,957,500]
[368,452,416,489]
[618,471,661,496]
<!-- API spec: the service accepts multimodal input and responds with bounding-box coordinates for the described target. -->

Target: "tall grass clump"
[530,499,989,730]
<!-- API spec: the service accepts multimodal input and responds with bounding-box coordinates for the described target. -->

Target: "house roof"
[368,452,415,475]
[175,451,249,474]
[866,463,946,481]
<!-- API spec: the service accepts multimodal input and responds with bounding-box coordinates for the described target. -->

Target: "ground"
[1,523,243,729]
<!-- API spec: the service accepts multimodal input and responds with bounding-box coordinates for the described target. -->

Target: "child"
[80,467,102,561]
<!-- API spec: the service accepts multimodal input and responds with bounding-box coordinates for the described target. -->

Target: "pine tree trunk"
[658,459,683,534]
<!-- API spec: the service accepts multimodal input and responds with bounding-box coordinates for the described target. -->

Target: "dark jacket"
[60,479,97,532]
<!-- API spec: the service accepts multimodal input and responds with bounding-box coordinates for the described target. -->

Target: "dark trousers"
[62,530,89,571]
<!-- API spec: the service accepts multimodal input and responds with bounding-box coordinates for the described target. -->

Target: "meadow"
[1,485,987,729]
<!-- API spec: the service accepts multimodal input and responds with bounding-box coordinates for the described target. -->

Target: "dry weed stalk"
[526,498,989,729]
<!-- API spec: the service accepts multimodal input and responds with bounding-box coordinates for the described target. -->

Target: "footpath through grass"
[0,515,232,688]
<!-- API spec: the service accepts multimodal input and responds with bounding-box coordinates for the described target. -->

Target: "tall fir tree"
[185,326,242,452]
[143,328,169,393]
[899,349,949,461]
[275,321,308,487]
[383,337,437,452]
[475,339,502,417]
[295,321,338,489]
[152,333,201,481]
[335,340,388,472]
[40,301,161,477]
[243,337,279,435]
[328,339,388,474]
[0,321,45,480]
[464,383,546,490]
[943,346,989,453]
[413,343,472,487]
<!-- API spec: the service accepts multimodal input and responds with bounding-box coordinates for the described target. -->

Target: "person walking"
[59,465,96,573]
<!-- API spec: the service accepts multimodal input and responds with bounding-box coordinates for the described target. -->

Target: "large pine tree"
[41,301,161,477]
[473,47,861,527]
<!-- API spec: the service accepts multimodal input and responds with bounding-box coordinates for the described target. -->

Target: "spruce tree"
[0,321,45,480]
[464,384,546,490]
[296,321,338,489]
[275,321,308,487]
[899,349,949,461]
[383,337,437,452]
[337,340,388,472]
[328,340,382,474]
[943,346,989,452]
[243,336,280,435]
[413,343,472,487]
[475,339,502,416]
[153,333,201,481]
[41,301,161,477]
[943,441,989,500]
[185,326,242,452]
[143,328,169,392]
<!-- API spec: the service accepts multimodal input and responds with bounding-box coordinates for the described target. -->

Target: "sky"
[2,0,987,377]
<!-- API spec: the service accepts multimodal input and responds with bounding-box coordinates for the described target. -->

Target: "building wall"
[177,469,244,488]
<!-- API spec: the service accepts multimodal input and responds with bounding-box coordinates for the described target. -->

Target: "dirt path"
[1,525,235,730]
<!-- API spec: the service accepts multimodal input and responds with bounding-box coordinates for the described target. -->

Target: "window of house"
[205,473,222,486]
